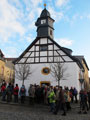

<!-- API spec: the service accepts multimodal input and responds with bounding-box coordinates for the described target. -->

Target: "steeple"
[35,7,55,39]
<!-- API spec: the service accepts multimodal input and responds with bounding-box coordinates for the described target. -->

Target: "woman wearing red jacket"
[14,84,19,103]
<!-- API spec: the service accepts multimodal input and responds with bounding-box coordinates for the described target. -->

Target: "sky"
[0,0,90,76]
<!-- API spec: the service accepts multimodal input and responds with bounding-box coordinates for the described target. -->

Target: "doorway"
[40,81,50,86]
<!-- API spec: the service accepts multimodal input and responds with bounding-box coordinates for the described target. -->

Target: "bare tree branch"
[50,58,69,86]
[15,64,32,85]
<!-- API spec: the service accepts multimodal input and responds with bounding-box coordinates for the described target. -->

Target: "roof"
[5,61,15,69]
[5,58,17,62]
[40,8,50,18]
[62,47,73,55]
[0,49,5,61]
[5,58,16,69]
[13,37,39,64]
[0,49,4,57]
[73,56,89,70]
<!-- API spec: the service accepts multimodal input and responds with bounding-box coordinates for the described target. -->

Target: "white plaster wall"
[60,63,80,91]
[40,38,47,44]
[15,62,81,96]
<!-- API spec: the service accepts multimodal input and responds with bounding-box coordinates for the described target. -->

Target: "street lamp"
[79,78,84,90]
[79,69,84,90]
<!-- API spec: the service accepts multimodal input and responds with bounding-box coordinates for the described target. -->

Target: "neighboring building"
[0,49,16,84]
[0,50,5,82]
[14,7,89,95]
[74,56,90,90]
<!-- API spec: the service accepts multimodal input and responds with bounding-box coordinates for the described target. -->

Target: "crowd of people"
[0,80,26,104]
[0,80,90,116]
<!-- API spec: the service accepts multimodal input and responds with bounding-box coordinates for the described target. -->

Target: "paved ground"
[0,101,90,120]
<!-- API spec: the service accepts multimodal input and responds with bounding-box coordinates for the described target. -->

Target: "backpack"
[21,88,25,93]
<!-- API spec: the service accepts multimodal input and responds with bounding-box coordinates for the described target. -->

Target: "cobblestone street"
[0,102,90,120]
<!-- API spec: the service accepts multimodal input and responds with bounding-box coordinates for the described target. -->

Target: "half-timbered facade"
[14,8,89,95]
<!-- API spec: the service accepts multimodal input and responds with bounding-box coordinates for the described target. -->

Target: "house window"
[50,30,52,35]
[40,45,48,51]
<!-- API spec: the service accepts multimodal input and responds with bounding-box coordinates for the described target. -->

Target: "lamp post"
[79,79,84,90]
[79,69,84,90]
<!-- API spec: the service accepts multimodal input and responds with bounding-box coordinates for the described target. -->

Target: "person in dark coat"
[19,85,26,103]
[87,90,90,109]
[78,89,88,114]
[70,87,74,103]
[35,85,42,104]
[28,84,35,105]
[1,83,6,101]
[6,83,13,102]
[73,87,78,103]
[14,84,19,103]
[54,86,66,116]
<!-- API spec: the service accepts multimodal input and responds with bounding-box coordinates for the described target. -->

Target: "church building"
[14,6,89,95]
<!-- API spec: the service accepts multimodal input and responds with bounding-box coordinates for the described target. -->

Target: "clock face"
[41,19,46,24]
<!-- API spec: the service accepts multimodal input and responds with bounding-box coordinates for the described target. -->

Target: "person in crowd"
[87,90,90,109]
[13,84,19,103]
[54,86,66,116]
[70,87,74,103]
[48,86,56,113]
[43,85,48,104]
[46,86,51,105]
[1,80,6,86]
[35,85,42,104]
[6,83,13,102]
[11,83,14,101]
[1,83,6,101]
[54,86,57,94]
[73,87,78,103]
[55,86,60,106]
[28,84,35,105]
[19,85,26,104]
[78,89,88,114]
[40,84,45,104]
[64,88,71,111]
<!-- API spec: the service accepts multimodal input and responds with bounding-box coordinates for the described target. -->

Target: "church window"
[50,30,52,35]
[41,67,50,75]
[40,45,48,51]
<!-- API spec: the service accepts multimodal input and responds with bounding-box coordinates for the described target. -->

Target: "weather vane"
[44,3,46,8]
[44,0,46,8]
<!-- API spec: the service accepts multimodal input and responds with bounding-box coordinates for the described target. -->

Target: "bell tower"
[35,4,55,40]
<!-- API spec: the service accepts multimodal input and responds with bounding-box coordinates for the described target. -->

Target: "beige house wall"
[0,59,14,84]
[82,60,90,90]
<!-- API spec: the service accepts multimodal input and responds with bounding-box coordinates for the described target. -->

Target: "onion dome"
[40,8,50,18]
